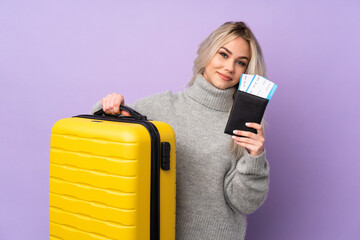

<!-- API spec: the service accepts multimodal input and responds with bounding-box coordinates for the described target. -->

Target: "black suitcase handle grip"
[94,105,147,121]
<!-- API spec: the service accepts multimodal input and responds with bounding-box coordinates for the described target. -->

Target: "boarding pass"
[239,74,277,100]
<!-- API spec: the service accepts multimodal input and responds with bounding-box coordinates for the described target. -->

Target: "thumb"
[120,110,131,116]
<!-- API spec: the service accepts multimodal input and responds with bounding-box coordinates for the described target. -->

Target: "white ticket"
[239,74,254,91]
[246,75,278,100]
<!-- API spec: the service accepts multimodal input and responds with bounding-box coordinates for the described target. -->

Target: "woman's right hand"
[101,93,130,116]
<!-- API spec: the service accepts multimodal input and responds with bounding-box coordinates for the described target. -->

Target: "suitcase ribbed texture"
[50,117,159,240]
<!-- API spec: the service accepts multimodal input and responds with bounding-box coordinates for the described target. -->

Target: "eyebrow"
[220,47,249,61]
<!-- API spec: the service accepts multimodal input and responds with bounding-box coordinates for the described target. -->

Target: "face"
[203,37,251,90]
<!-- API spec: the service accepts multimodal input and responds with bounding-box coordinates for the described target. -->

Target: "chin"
[205,75,235,90]
[214,83,228,90]
[213,81,234,90]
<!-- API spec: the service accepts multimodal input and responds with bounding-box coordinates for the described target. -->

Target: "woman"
[91,21,269,240]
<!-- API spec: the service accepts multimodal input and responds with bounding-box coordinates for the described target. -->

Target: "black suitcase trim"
[74,114,161,240]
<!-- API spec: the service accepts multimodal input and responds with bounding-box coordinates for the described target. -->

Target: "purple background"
[1,0,359,239]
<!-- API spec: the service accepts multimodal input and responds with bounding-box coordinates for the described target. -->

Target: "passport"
[224,74,277,136]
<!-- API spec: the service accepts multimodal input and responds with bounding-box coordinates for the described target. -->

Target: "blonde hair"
[188,21,267,158]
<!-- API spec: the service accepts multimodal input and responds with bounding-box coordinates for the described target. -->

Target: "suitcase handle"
[93,105,147,121]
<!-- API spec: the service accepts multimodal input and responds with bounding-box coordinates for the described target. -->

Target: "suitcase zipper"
[74,115,161,240]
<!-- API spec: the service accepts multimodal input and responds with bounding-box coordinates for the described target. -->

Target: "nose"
[224,60,234,73]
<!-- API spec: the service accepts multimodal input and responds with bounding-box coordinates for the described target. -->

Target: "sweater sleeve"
[223,149,270,215]
[90,100,102,114]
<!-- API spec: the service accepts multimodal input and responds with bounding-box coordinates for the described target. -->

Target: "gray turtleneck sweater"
[91,74,269,240]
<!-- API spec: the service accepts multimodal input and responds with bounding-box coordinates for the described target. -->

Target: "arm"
[224,122,269,215]
[223,149,269,215]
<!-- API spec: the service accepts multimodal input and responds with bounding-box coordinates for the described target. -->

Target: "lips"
[217,72,232,81]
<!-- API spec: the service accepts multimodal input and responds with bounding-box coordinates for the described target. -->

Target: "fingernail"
[232,136,236,139]
[233,130,238,134]
[245,122,250,126]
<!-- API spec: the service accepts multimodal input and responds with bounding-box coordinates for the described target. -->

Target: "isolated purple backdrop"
[1,0,360,239]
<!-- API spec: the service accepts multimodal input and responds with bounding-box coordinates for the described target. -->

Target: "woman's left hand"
[232,122,265,156]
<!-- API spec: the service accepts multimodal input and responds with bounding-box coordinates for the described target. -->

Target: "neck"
[185,74,236,112]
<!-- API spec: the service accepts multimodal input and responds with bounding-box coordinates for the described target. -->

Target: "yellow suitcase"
[49,106,176,240]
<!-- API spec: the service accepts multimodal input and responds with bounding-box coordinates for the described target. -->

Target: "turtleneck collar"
[185,74,236,112]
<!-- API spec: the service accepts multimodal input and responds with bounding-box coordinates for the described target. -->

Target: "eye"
[236,60,247,67]
[219,52,228,58]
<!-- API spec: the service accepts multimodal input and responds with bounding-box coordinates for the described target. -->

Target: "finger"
[103,95,111,113]
[232,136,258,145]
[233,130,257,139]
[118,94,128,116]
[106,95,116,114]
[109,94,115,109]
[111,96,121,114]
[112,106,120,114]
[108,97,116,114]
[233,136,264,151]
[233,139,264,155]
[109,94,115,113]
[245,122,264,136]
[114,94,124,114]
[245,122,261,130]
[238,131,265,143]
[120,110,130,116]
